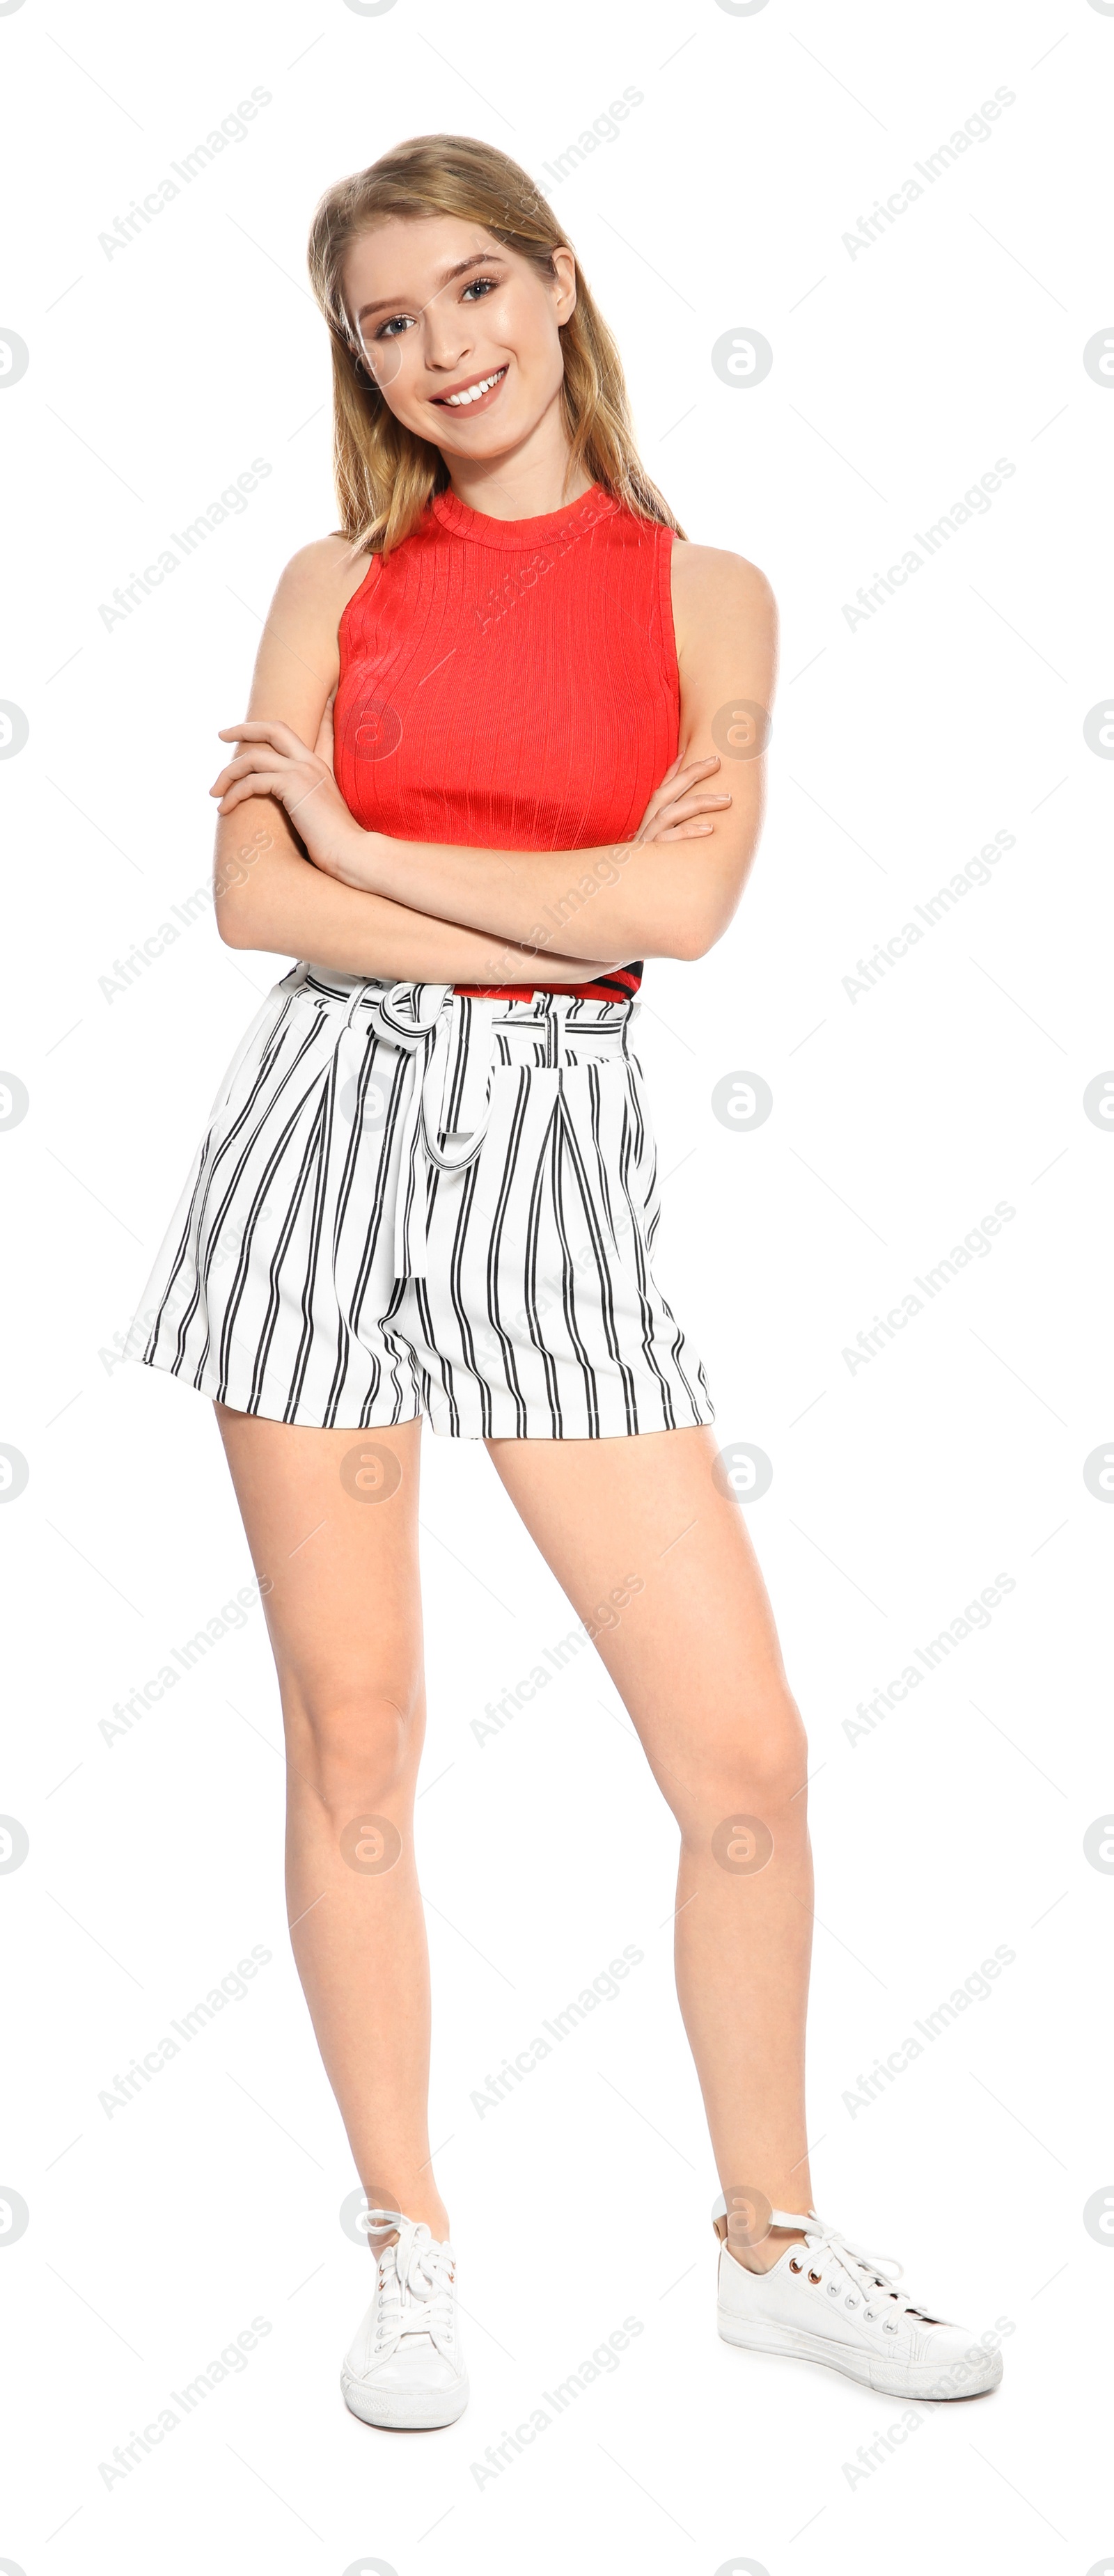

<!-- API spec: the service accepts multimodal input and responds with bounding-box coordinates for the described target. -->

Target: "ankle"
[366,2204,450,2251]
[727,2223,808,2275]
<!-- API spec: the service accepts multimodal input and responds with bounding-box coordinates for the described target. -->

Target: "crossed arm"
[212,535,777,982]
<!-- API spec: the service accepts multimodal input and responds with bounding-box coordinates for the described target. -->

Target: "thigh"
[214,1405,424,1692]
[485,1422,800,1788]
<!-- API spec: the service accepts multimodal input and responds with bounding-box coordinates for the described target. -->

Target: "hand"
[634,753,731,843]
[211,717,366,883]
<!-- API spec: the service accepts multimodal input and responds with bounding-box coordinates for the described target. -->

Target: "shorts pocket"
[205,982,303,1131]
[585,1056,662,1278]
[563,1054,658,1250]
[622,1055,659,1215]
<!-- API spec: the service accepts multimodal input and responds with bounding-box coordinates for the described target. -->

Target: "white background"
[2,0,1111,2568]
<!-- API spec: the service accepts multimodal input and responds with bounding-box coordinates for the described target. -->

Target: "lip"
[429,363,509,414]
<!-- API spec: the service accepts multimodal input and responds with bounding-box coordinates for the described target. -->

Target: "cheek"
[383,326,420,382]
[370,335,427,420]
[488,285,556,375]
[505,331,564,418]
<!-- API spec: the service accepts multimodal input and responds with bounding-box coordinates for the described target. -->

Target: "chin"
[440,428,522,461]
[430,413,529,460]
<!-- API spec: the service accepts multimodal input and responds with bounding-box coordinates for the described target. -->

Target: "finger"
[641,756,721,822]
[659,753,720,788]
[210,763,303,803]
[217,720,301,744]
[661,792,732,820]
[639,818,716,843]
[217,718,313,759]
[636,798,727,842]
[216,775,291,812]
[217,721,290,748]
[669,754,721,786]
[654,800,730,831]
[216,747,307,779]
[210,753,288,791]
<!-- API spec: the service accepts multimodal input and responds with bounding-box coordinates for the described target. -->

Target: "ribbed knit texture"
[333,482,680,1002]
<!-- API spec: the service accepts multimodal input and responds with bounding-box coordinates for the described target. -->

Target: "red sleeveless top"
[333,481,680,1000]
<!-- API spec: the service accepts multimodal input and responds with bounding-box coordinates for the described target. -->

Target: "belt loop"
[547,993,571,1070]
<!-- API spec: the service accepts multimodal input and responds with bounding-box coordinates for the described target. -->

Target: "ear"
[549,244,578,326]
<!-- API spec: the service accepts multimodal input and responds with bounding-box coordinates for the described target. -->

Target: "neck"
[441,392,593,521]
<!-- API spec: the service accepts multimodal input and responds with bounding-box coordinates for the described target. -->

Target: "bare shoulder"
[268,532,375,627]
[670,539,776,640]
[668,542,778,724]
[249,535,375,727]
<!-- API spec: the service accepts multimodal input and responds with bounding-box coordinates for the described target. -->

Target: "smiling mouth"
[431,365,509,409]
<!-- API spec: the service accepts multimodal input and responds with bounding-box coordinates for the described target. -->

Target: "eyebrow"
[354,252,503,326]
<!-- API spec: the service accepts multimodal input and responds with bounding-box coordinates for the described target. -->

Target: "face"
[340,214,577,463]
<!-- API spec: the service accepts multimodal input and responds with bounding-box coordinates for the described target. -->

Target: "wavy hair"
[306,133,684,556]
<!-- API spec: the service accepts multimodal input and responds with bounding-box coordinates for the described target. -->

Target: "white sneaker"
[341,2210,469,2430]
[714,2197,1003,2399]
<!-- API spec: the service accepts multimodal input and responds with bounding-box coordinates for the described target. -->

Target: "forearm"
[336,824,747,964]
[212,545,776,969]
[214,800,618,985]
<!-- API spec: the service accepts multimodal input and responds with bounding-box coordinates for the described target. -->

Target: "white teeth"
[443,368,504,406]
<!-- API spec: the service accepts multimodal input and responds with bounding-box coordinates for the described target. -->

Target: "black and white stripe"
[128,969,715,1440]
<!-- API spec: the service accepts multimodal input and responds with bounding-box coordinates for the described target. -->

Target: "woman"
[128,134,1001,2428]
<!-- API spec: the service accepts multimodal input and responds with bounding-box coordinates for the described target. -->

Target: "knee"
[670,1689,809,1837]
[283,1670,425,1817]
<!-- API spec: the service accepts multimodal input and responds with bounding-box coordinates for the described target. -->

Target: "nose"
[422,285,475,373]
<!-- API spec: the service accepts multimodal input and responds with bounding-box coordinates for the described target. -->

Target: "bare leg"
[214,1405,449,2239]
[485,1421,814,2267]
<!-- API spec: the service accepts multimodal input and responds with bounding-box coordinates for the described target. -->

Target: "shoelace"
[366,2211,457,2357]
[798,2214,940,2326]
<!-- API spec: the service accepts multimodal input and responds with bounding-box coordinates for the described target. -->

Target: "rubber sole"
[716,2312,1003,2399]
[340,2368,470,2431]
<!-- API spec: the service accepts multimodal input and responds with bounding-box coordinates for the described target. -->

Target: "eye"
[374,313,414,342]
[461,274,499,302]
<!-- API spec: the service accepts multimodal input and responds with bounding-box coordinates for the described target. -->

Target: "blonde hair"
[306,133,685,557]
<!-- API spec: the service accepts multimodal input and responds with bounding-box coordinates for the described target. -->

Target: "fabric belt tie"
[359,982,502,1280]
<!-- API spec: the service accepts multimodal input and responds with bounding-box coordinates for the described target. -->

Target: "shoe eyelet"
[826,2281,839,2297]
[845,2296,857,2307]
[788,2256,803,2273]
[864,2309,876,2323]
[808,2269,822,2286]
[883,2319,898,2334]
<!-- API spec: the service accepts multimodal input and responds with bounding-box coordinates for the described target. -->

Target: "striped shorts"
[127,966,716,1440]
